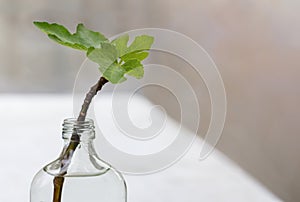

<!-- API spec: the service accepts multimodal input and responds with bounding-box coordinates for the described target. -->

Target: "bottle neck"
[62,118,95,143]
[44,118,110,176]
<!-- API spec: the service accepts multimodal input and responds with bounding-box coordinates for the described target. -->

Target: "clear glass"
[30,118,127,202]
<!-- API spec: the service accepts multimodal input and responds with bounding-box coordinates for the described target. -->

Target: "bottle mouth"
[62,118,95,140]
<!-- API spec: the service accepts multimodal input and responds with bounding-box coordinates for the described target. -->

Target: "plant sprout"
[34,21,154,202]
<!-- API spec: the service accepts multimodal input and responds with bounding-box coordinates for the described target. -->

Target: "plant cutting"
[30,21,154,202]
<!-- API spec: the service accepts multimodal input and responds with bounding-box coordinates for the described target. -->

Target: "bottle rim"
[62,118,95,140]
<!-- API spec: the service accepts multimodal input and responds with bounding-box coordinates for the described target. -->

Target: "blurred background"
[1,0,300,201]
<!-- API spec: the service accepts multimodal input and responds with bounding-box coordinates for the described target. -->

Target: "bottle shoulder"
[42,154,111,177]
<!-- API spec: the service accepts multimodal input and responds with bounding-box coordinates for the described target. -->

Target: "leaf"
[48,34,87,50]
[33,21,107,50]
[73,24,107,49]
[121,51,149,62]
[111,34,129,57]
[121,59,144,79]
[34,21,154,83]
[112,34,154,57]
[87,43,118,68]
[100,63,127,84]
[87,43,127,83]
[87,41,148,82]
[127,35,154,54]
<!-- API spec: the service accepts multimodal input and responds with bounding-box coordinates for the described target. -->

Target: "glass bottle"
[30,118,127,202]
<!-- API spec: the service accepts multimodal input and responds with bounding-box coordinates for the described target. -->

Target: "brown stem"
[52,76,108,202]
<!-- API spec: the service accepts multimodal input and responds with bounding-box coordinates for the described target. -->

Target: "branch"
[52,76,108,202]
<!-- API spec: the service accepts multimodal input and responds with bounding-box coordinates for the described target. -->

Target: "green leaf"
[87,43,118,68]
[100,63,127,84]
[33,21,107,50]
[73,24,107,49]
[128,35,154,53]
[121,51,149,62]
[112,34,154,57]
[48,34,87,50]
[111,34,129,57]
[34,21,154,84]
[88,45,144,82]
[121,59,144,79]
[87,43,127,83]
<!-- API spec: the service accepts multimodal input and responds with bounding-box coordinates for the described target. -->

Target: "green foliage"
[34,21,154,83]
[121,59,143,79]
[87,43,118,69]
[121,52,149,62]
[87,34,153,83]
[33,22,108,50]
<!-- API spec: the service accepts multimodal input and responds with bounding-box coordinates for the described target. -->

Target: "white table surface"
[0,94,281,202]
